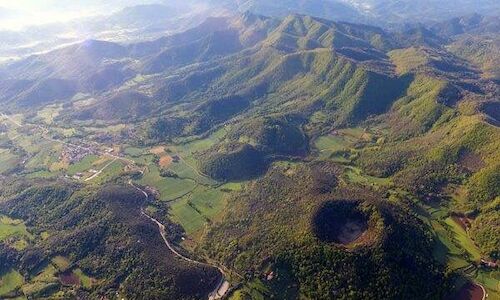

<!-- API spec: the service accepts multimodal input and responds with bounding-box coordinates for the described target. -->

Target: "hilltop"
[0,10,498,300]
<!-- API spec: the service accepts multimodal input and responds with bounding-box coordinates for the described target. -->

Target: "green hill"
[264,14,396,52]
[227,116,308,155]
[202,162,447,299]
[0,10,498,300]
[447,34,500,80]
[148,95,250,140]
[0,182,221,299]
[74,91,153,121]
[199,143,267,181]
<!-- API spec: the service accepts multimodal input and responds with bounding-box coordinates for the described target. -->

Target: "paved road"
[3,112,232,299]
[85,158,117,181]
[130,182,230,300]
[478,283,487,300]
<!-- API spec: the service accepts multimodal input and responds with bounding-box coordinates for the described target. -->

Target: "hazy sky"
[0,0,161,30]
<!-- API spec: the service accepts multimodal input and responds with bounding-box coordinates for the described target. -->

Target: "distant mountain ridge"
[0,8,499,300]
[430,14,500,37]
[0,12,497,111]
[197,0,500,26]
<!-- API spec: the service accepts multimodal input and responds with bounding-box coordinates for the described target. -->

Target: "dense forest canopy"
[0,1,498,299]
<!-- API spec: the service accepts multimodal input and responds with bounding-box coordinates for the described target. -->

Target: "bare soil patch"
[337,220,367,244]
[150,146,165,155]
[159,155,173,168]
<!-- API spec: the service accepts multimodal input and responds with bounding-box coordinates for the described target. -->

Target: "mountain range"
[0,3,498,300]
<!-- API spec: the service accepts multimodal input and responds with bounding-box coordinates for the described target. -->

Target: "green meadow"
[169,186,228,234]
[138,163,198,201]
[0,215,31,242]
[0,150,19,174]
[0,270,24,297]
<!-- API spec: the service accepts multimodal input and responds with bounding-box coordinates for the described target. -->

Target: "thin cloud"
[0,0,161,30]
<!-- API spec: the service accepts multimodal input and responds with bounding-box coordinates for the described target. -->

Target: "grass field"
[32,264,59,283]
[138,163,197,201]
[0,269,24,297]
[138,129,233,233]
[169,186,227,234]
[417,203,478,269]
[219,182,244,192]
[124,146,145,157]
[25,145,61,171]
[314,128,375,161]
[444,217,482,262]
[12,134,45,154]
[174,126,228,166]
[343,166,392,186]
[18,256,92,298]
[415,202,499,299]
[430,219,470,269]
[129,152,154,165]
[22,262,59,297]
[25,170,59,179]
[315,135,350,159]
[67,155,100,175]
[0,215,31,241]
[91,159,125,184]
[229,279,270,300]
[0,150,19,174]
[36,105,63,124]
[476,270,500,300]
[55,127,77,138]
[168,159,217,185]
[12,239,28,251]
[73,268,95,289]
[52,256,71,272]
[0,215,32,251]
[169,197,208,234]
[127,131,232,237]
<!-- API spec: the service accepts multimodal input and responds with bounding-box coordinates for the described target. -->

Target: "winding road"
[478,283,487,300]
[130,181,230,300]
[3,112,231,299]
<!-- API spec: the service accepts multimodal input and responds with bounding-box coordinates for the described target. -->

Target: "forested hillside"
[0,7,498,300]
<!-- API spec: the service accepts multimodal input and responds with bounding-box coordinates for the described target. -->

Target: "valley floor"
[0,109,498,300]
